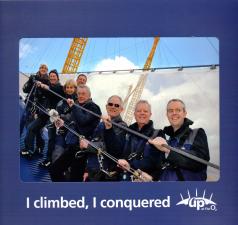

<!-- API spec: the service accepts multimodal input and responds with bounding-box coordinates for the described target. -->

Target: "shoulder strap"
[128,129,160,161]
[184,128,199,145]
[151,129,160,139]
[174,128,199,181]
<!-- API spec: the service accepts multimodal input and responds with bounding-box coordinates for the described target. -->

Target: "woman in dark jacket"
[21,69,64,158]
[20,64,49,155]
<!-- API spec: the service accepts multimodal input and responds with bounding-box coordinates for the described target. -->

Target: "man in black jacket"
[149,99,210,181]
[116,100,164,181]
[50,85,101,182]
[79,95,127,181]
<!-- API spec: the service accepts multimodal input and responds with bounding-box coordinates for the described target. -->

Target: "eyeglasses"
[107,102,120,108]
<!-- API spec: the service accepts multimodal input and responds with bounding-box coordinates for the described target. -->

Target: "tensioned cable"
[206,38,219,55]
[77,64,219,75]
[20,72,220,170]
[20,64,220,76]
[26,99,146,181]
[162,39,182,67]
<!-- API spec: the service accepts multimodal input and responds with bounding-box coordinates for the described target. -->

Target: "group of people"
[20,64,210,182]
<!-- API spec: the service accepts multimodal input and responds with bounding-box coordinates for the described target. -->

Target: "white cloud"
[94,56,139,71]
[88,73,140,115]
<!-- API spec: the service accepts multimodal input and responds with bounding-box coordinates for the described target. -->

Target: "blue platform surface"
[19,99,51,182]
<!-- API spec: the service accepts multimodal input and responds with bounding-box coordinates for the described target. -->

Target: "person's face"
[65,85,76,95]
[106,97,123,118]
[39,65,48,75]
[167,101,187,130]
[134,103,152,128]
[77,75,87,85]
[77,87,90,103]
[49,72,59,85]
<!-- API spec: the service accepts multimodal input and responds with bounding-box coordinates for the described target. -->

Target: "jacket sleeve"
[103,122,127,158]
[130,143,164,173]
[71,103,101,126]
[130,129,165,172]
[22,75,35,93]
[49,85,65,99]
[166,128,210,171]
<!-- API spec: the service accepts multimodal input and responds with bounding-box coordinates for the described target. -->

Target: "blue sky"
[19,37,219,73]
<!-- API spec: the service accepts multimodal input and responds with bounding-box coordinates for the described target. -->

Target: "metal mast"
[62,38,88,73]
[123,37,160,125]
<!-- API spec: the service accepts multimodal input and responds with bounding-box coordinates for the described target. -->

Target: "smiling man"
[149,99,210,181]
[76,73,87,86]
[79,95,127,181]
[50,85,101,182]
[116,100,164,181]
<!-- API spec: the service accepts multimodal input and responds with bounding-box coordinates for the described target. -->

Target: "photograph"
[19,37,219,182]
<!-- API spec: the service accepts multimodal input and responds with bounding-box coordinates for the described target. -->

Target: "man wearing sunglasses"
[79,95,127,181]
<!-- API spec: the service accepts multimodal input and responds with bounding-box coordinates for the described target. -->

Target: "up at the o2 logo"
[176,189,217,211]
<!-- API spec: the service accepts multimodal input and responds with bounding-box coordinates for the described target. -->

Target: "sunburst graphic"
[176,189,216,206]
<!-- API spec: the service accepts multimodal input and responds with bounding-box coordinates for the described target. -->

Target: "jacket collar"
[112,115,123,123]
[130,120,154,133]
[36,71,48,80]
[163,118,193,137]
[77,98,93,106]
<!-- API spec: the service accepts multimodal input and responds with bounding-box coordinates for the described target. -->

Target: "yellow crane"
[62,38,88,73]
[123,37,160,125]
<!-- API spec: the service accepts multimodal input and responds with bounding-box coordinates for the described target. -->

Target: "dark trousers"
[24,116,48,152]
[46,125,56,161]
[50,145,87,182]
[52,134,67,163]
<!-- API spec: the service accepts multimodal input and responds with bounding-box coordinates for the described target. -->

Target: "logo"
[176,189,217,211]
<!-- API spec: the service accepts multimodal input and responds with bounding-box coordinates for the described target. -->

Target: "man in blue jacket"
[149,99,210,181]
[50,85,101,182]
[117,100,164,181]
